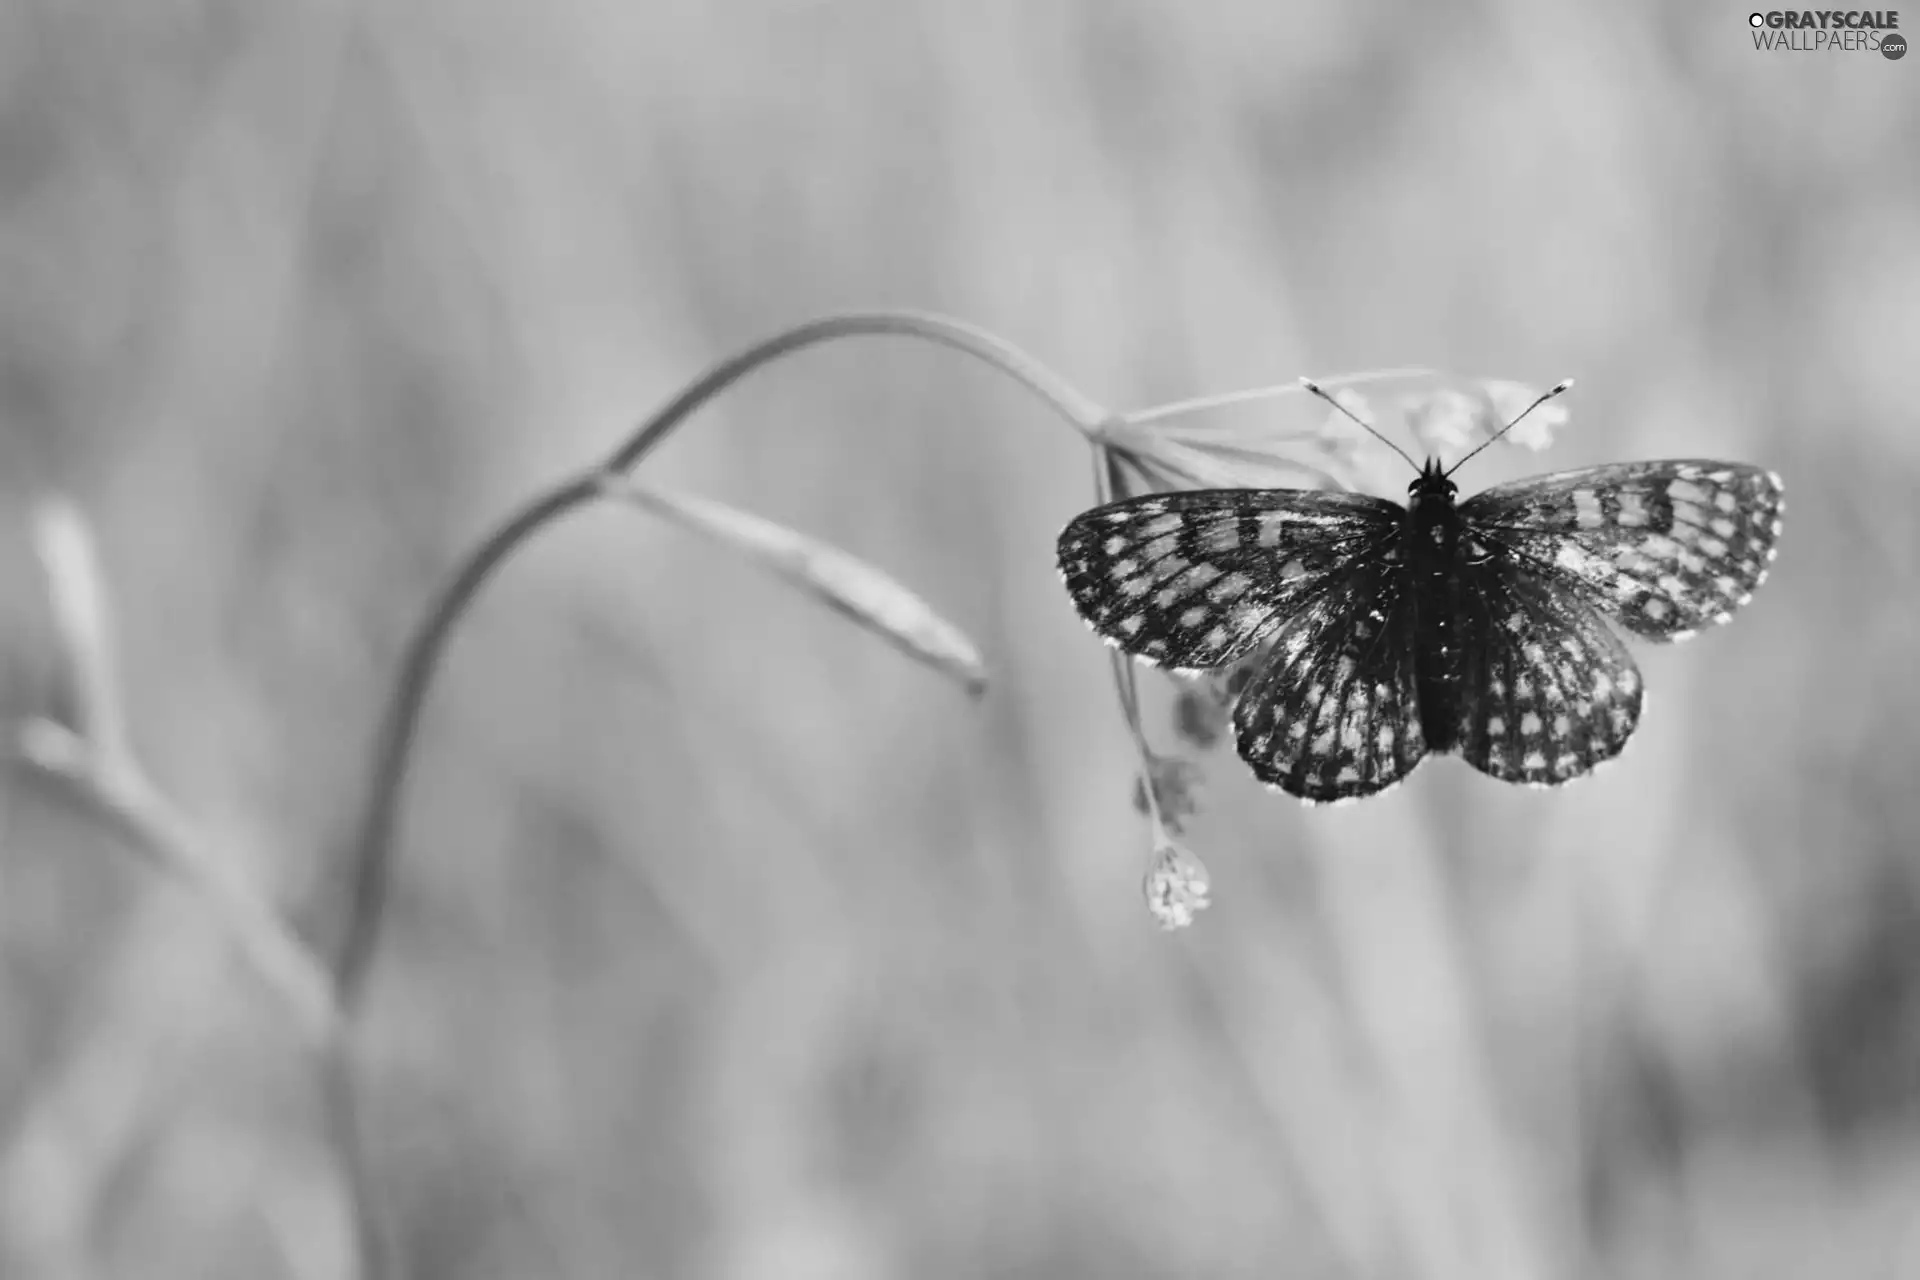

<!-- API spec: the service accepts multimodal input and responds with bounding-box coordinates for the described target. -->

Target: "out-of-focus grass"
[2,2,1917,1278]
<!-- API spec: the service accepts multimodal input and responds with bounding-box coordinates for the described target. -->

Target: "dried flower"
[1170,638,1273,751]
[1090,373,1448,499]
[1093,409,1345,496]
[1307,387,1415,499]
[1075,368,1567,932]
[1172,685,1229,751]
[1481,379,1569,451]
[1132,751,1205,834]
[1143,833,1211,931]
[1403,386,1497,459]
[1095,371,1570,509]
[1400,379,1570,461]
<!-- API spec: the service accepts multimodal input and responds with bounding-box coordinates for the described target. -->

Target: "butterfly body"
[1404,459,1474,753]
[1057,458,1784,803]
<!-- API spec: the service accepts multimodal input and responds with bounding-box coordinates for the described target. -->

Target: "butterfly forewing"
[1449,559,1645,785]
[1232,567,1427,802]
[1056,489,1400,672]
[1459,461,1784,641]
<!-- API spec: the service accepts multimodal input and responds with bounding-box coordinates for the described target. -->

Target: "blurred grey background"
[1,3,1917,1278]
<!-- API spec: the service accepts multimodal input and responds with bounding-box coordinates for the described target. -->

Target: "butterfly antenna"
[1298,378,1420,474]
[1443,379,1575,478]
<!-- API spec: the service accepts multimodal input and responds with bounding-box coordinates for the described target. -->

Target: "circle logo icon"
[1749,12,1766,26]
[1884,33,1907,59]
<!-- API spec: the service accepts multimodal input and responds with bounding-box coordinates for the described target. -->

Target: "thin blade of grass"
[15,719,341,1044]
[21,495,340,1044]
[30,498,129,762]
[603,479,988,696]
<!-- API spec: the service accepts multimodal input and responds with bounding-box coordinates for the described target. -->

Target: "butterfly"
[1056,382,1784,803]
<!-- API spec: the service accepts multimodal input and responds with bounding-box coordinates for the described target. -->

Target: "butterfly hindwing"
[1231,565,1428,802]
[1458,461,1784,641]
[1056,488,1400,672]
[1448,558,1645,785]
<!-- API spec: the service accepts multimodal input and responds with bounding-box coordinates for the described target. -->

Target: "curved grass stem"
[1121,366,1442,427]
[321,311,1111,1279]
[330,311,1108,1010]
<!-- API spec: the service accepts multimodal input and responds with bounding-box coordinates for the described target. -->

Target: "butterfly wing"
[1231,561,1429,802]
[1056,488,1402,673]
[1457,461,1784,640]
[1445,557,1645,785]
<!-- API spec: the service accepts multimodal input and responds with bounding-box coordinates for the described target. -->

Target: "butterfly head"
[1407,456,1458,512]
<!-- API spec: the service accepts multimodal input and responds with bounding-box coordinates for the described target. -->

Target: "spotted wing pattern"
[1057,456,1783,805]
[1446,558,1645,786]
[1459,461,1784,641]
[1056,488,1400,673]
[1230,566,1428,802]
